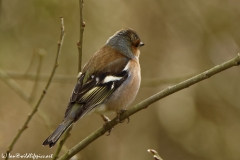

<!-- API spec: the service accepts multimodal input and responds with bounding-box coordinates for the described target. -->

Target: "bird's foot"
[101,115,113,136]
[116,109,130,123]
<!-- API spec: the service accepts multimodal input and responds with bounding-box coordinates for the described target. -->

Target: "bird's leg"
[100,115,112,136]
[116,109,130,123]
[101,114,111,123]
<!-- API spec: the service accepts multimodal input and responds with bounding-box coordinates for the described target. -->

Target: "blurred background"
[1,0,240,160]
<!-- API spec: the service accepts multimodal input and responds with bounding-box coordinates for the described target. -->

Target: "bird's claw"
[104,123,113,136]
[101,115,113,136]
[116,109,130,123]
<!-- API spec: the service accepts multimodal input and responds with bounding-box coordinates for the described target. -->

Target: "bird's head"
[106,28,144,59]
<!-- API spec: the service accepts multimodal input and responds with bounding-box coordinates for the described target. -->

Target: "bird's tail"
[42,120,73,148]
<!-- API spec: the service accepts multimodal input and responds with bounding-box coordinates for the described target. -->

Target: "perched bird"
[43,28,144,148]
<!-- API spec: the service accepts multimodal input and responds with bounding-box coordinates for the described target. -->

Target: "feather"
[65,58,130,121]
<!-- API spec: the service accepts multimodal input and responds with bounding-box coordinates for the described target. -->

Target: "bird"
[42,28,144,148]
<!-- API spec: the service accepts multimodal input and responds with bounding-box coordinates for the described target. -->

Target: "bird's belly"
[100,70,140,113]
[92,104,115,115]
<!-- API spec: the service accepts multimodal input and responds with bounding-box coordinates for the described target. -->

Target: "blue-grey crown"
[106,29,141,59]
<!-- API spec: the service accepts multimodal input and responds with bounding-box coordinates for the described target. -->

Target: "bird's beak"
[139,42,144,47]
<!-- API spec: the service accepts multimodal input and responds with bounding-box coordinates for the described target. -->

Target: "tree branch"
[77,0,85,73]
[59,54,240,160]
[53,125,73,160]
[5,16,65,160]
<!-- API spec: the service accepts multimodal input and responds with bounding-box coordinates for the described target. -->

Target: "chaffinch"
[43,28,144,147]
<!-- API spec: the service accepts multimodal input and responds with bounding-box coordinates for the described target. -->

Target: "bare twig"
[53,125,73,160]
[77,0,85,73]
[59,54,240,160]
[148,149,163,160]
[0,0,2,24]
[5,16,65,160]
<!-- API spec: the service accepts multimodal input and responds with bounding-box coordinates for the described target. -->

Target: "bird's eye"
[134,39,141,47]
[135,41,144,47]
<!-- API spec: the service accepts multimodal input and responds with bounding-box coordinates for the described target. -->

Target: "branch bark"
[53,125,73,160]
[77,0,85,73]
[59,54,240,160]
